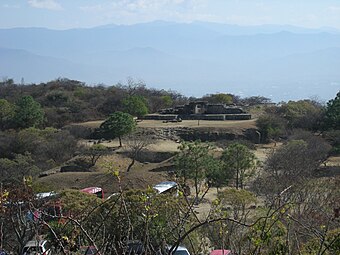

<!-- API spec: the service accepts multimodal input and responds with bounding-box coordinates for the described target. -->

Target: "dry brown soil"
[39,119,340,203]
[36,146,171,195]
[37,138,275,200]
[43,119,257,196]
[76,119,257,132]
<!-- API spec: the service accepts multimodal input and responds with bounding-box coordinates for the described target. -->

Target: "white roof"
[167,245,191,254]
[35,192,57,199]
[175,246,189,251]
[81,187,102,193]
[153,181,177,194]
[24,240,46,247]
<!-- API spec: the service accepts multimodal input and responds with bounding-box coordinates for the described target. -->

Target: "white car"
[22,240,52,255]
[169,245,191,255]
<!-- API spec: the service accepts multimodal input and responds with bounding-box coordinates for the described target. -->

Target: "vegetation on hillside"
[0,78,339,254]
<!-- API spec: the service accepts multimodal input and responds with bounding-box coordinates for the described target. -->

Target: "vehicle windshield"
[173,251,189,255]
[79,247,97,255]
[23,246,43,253]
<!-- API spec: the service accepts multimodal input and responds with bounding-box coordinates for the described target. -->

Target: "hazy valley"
[1,21,340,101]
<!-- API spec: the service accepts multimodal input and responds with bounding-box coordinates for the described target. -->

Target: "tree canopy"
[256,114,286,143]
[175,140,221,201]
[99,111,136,146]
[278,100,323,130]
[14,96,44,129]
[241,96,271,106]
[221,143,257,189]
[323,91,340,130]
[122,95,149,117]
[0,99,15,130]
[202,93,234,105]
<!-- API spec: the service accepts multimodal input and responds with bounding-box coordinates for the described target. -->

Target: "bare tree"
[125,134,153,172]
[84,144,110,166]
[255,137,331,201]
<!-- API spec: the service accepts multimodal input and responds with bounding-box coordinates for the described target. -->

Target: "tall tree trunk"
[126,158,135,172]
[240,171,243,189]
[118,136,122,147]
[236,168,239,190]
[194,172,199,204]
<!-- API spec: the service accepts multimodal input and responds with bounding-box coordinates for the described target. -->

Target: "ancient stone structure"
[143,101,251,121]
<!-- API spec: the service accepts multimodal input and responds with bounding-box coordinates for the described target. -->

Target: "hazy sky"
[1,0,340,29]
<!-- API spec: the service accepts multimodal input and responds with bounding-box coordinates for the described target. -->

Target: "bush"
[256,114,286,143]
[62,124,94,139]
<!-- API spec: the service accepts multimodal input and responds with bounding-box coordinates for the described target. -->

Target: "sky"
[1,0,340,29]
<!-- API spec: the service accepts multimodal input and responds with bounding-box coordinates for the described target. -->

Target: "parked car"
[153,181,178,195]
[81,187,104,199]
[167,245,191,255]
[0,249,9,255]
[163,118,182,123]
[79,246,99,255]
[209,249,233,255]
[127,240,145,254]
[22,240,52,255]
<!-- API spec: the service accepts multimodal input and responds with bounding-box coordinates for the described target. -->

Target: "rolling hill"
[1,21,339,101]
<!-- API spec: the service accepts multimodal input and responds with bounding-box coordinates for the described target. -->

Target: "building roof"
[81,187,102,194]
[24,240,46,247]
[35,191,57,200]
[153,181,177,194]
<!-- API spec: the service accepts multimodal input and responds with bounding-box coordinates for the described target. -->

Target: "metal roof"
[81,187,102,194]
[35,191,57,199]
[24,240,47,247]
[153,181,177,194]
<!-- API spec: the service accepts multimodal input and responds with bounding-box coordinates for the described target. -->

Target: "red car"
[80,187,104,199]
[209,249,233,255]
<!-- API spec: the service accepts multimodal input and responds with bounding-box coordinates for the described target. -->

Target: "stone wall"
[179,114,226,120]
[142,113,251,121]
[224,114,251,120]
[206,105,244,114]
[141,114,178,120]
[139,127,253,142]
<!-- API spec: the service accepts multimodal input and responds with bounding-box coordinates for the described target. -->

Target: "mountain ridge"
[0,21,339,101]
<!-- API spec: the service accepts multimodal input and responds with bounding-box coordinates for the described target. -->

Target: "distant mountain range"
[0,21,339,101]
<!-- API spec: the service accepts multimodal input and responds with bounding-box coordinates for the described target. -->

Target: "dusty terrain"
[36,147,171,195]
[37,135,274,198]
[76,119,257,132]
[38,119,340,205]
[39,120,263,193]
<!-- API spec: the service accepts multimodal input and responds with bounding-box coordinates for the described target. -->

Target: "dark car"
[127,240,145,255]
[163,245,191,255]
[21,240,52,255]
[79,246,99,255]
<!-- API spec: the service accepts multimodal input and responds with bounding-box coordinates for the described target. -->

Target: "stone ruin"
[142,101,251,121]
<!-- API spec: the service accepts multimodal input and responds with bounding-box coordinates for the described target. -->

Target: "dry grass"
[36,147,171,196]
[75,119,257,131]
[36,139,277,199]
[39,117,340,201]
[326,156,340,166]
